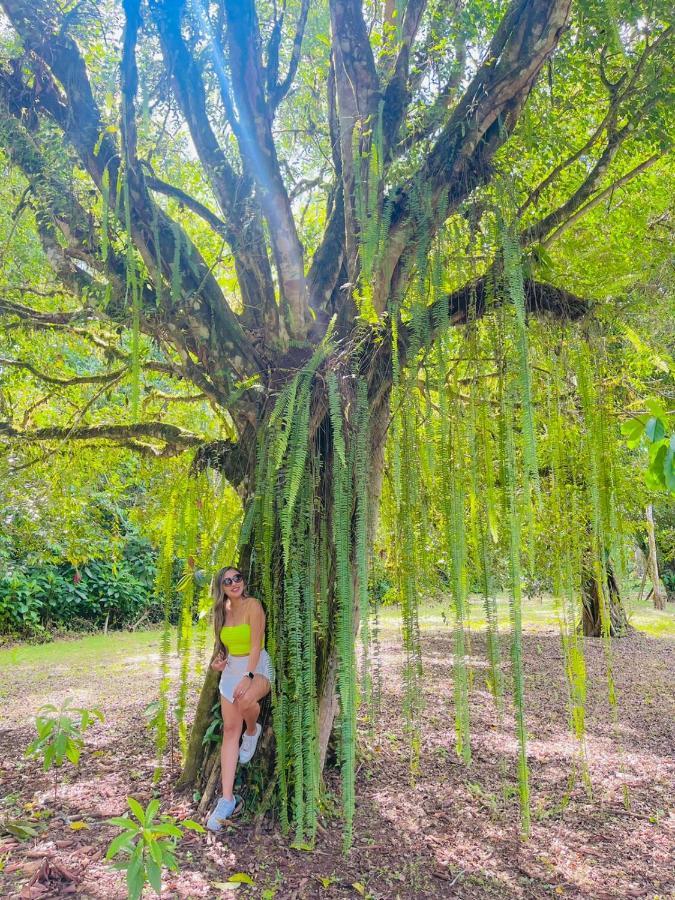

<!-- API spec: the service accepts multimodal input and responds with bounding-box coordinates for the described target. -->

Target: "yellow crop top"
[220,622,263,656]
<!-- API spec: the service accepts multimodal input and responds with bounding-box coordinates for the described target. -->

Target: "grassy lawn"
[0,627,167,672]
[1,593,672,680]
[0,628,174,728]
[378,592,675,637]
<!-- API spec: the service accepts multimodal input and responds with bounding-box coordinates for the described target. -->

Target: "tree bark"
[645,504,667,611]
[581,558,630,637]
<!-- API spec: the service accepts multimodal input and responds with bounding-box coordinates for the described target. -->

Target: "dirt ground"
[0,625,673,899]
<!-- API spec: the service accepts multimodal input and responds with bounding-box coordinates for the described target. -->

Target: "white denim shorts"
[219,650,274,703]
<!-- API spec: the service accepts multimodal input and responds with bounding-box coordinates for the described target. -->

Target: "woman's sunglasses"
[222,573,243,587]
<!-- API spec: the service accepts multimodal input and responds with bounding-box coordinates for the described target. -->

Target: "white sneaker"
[206,795,239,832]
[238,723,262,764]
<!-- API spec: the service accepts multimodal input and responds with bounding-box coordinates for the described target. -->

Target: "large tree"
[1,0,672,841]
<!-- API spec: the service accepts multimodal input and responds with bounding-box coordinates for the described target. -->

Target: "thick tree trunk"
[581,559,630,637]
[178,360,391,818]
[645,504,667,611]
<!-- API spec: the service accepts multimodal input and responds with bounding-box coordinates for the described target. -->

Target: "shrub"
[26,700,104,801]
[0,548,181,637]
[106,798,204,900]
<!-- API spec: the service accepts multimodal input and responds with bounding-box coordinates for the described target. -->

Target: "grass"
[0,627,167,673]
[0,594,672,688]
[0,628,179,728]
[378,592,675,637]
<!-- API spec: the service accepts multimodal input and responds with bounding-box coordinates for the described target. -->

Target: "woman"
[206,566,273,832]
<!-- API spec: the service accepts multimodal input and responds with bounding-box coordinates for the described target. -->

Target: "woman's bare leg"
[220,695,243,800]
[242,702,260,735]
[235,675,270,735]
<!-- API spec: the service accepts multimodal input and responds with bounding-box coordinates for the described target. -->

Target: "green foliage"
[150,470,241,772]
[0,552,163,638]
[621,398,675,494]
[499,380,531,836]
[105,797,204,900]
[329,372,357,849]
[0,816,42,842]
[26,699,103,799]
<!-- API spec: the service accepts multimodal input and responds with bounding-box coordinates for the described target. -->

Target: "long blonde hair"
[212,565,247,656]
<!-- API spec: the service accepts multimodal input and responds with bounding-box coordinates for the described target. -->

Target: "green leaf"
[105,831,134,860]
[647,441,668,489]
[126,851,145,900]
[65,741,80,765]
[150,822,182,838]
[645,417,666,444]
[43,744,55,771]
[126,796,146,824]
[620,416,647,448]
[228,873,254,885]
[645,397,669,425]
[664,435,675,493]
[181,819,206,833]
[106,816,138,831]
[1,819,39,840]
[148,838,163,865]
[146,856,163,895]
[144,798,160,825]
[161,848,178,871]
[54,730,68,763]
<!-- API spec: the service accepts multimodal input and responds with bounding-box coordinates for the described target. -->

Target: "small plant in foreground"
[106,797,205,900]
[26,700,104,801]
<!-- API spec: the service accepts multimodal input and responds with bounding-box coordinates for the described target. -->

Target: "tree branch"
[378,0,572,310]
[392,34,467,159]
[518,24,673,217]
[400,275,590,362]
[268,0,311,112]
[223,0,310,339]
[144,173,230,236]
[2,0,261,390]
[0,358,128,387]
[148,0,280,340]
[329,0,382,285]
[381,0,428,156]
[1,421,204,448]
[521,97,659,247]
[540,154,663,247]
[0,298,88,326]
[191,436,253,487]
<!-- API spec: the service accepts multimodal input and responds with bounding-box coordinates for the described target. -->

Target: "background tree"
[1,0,672,843]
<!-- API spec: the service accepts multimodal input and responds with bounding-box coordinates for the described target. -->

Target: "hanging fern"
[500,369,531,836]
[101,165,110,266]
[354,379,372,716]
[434,335,471,762]
[499,218,540,504]
[175,478,199,754]
[327,370,357,849]
[154,488,178,776]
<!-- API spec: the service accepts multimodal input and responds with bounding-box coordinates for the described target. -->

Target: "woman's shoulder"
[245,597,265,617]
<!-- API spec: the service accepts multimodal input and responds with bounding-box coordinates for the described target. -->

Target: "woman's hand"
[211,652,227,672]
[233,678,250,702]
